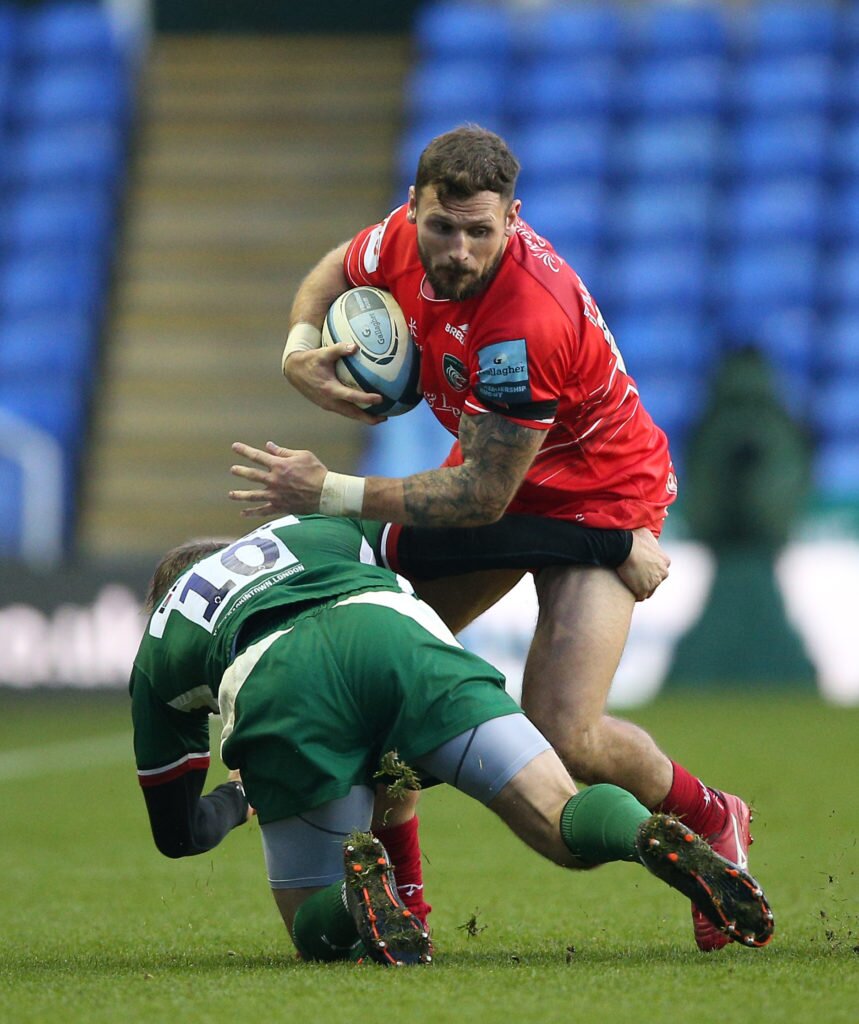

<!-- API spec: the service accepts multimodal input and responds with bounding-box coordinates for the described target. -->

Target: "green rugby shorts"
[218,588,520,824]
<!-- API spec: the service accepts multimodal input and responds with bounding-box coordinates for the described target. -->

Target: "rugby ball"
[322,286,421,416]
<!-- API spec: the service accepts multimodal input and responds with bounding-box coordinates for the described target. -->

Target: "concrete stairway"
[79,34,409,559]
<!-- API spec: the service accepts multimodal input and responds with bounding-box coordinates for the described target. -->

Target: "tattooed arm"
[229,413,543,526]
[364,413,543,526]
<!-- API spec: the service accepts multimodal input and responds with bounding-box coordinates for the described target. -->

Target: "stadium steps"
[78,34,409,558]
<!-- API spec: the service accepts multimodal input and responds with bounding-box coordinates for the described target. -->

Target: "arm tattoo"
[402,413,544,527]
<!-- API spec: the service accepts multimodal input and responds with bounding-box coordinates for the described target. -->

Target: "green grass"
[1,690,857,1023]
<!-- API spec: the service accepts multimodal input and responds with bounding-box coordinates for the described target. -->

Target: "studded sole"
[636,814,774,948]
[344,832,432,966]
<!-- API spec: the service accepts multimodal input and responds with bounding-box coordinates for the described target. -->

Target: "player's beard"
[418,239,506,301]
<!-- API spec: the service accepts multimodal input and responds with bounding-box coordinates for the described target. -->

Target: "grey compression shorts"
[261,711,551,889]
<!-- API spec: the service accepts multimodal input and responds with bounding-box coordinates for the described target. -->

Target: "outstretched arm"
[230,411,544,527]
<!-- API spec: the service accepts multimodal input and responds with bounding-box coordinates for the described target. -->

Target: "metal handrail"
[0,409,64,566]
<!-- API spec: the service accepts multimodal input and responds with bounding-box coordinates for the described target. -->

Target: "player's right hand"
[283,345,388,425]
[616,527,670,601]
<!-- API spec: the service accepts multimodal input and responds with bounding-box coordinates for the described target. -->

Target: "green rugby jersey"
[131,514,397,784]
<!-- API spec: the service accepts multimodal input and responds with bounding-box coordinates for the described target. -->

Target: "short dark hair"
[415,125,520,204]
[145,538,232,613]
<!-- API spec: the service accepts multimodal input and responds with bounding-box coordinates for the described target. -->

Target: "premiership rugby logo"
[443,354,468,391]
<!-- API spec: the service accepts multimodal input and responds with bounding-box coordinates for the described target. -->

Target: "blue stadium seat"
[820,313,859,373]
[0,376,88,444]
[404,59,506,125]
[516,3,624,62]
[519,181,605,246]
[512,119,610,188]
[814,439,859,498]
[0,252,105,315]
[614,118,719,182]
[6,122,124,186]
[715,244,818,334]
[413,1,514,61]
[0,2,13,130]
[628,2,728,58]
[0,314,95,377]
[0,56,13,122]
[730,57,835,116]
[604,243,708,311]
[507,59,619,120]
[18,2,120,63]
[822,246,859,311]
[0,3,17,59]
[810,377,859,439]
[728,116,830,179]
[832,121,859,179]
[719,178,824,244]
[823,185,859,245]
[608,311,718,374]
[755,307,818,376]
[736,2,840,57]
[608,183,712,246]
[621,57,725,118]
[630,369,704,448]
[553,241,600,285]
[2,187,113,252]
[13,62,128,125]
[836,57,859,116]
[843,5,859,58]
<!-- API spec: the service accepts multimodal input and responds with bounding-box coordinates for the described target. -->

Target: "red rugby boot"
[691,793,754,951]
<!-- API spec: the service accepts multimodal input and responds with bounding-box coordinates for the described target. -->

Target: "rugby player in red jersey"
[230,126,752,952]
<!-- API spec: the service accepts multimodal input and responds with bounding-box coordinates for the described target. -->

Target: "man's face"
[408,185,520,301]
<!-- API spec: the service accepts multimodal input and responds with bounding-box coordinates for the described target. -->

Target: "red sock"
[373,816,432,924]
[655,761,727,838]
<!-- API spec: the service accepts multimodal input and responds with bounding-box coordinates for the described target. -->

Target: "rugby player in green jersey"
[131,514,773,965]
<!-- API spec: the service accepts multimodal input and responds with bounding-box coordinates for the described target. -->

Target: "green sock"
[560,784,651,866]
[291,882,363,962]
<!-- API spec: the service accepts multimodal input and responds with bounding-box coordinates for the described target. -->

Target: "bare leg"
[487,749,581,867]
[372,784,420,829]
[521,565,673,809]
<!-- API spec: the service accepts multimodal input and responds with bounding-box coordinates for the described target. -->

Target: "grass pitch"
[1,689,857,1024]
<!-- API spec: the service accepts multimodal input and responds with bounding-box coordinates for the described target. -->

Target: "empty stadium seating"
[399,0,859,504]
[0,1,136,557]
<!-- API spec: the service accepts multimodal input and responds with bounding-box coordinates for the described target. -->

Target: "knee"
[557,724,604,782]
[526,714,604,783]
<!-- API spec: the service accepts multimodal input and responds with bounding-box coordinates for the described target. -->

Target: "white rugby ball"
[322,286,421,416]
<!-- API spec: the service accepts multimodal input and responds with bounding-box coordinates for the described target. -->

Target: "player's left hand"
[229,440,328,518]
[228,769,256,820]
[616,527,670,601]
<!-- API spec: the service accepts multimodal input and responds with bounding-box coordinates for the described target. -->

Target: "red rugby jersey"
[344,206,677,532]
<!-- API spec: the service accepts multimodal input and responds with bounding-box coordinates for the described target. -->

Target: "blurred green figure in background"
[669,346,816,688]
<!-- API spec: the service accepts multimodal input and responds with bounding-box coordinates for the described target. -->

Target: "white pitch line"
[0,732,132,783]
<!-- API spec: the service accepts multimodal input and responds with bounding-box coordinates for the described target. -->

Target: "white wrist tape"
[282,323,322,373]
[319,472,366,517]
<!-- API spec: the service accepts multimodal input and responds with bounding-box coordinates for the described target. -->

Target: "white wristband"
[319,472,366,517]
[282,323,322,374]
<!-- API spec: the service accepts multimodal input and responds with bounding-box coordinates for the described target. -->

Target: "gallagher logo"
[443,354,468,391]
